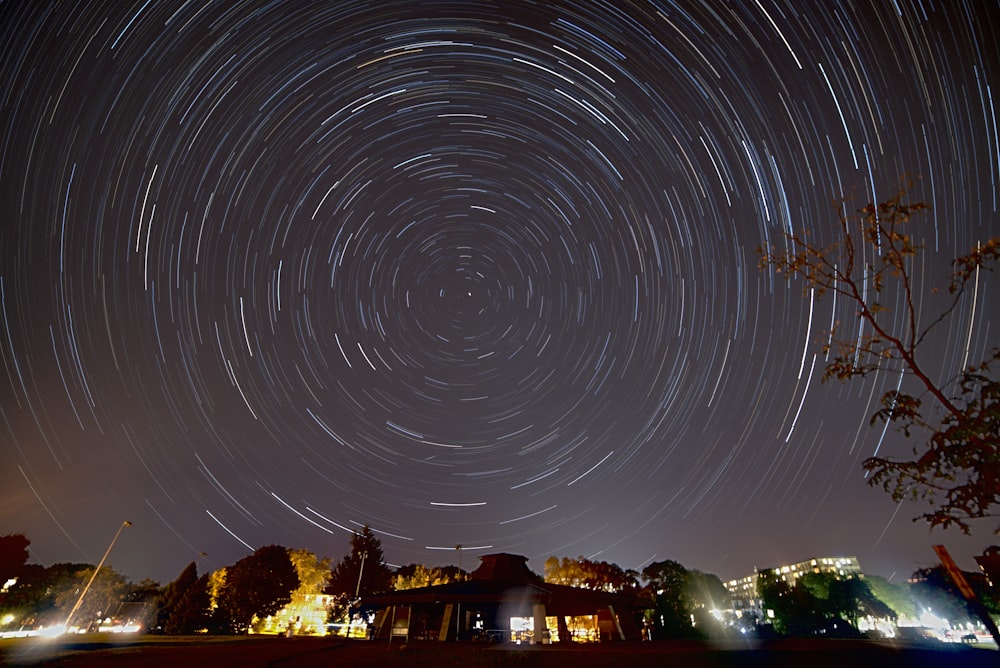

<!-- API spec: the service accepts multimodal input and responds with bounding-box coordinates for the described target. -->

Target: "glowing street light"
[64,520,132,633]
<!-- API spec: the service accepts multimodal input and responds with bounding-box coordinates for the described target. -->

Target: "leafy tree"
[683,570,730,612]
[204,567,227,634]
[289,549,331,594]
[0,563,50,629]
[543,556,637,592]
[393,563,430,590]
[797,572,836,607]
[865,575,917,620]
[394,563,462,590]
[206,567,226,607]
[215,545,299,634]
[169,574,210,634]
[641,559,693,638]
[640,560,727,638]
[827,577,893,628]
[759,187,1000,532]
[327,527,392,602]
[757,571,825,636]
[127,578,161,604]
[0,534,30,583]
[683,570,730,637]
[52,564,131,630]
[251,549,331,635]
[120,577,161,630]
[155,562,210,634]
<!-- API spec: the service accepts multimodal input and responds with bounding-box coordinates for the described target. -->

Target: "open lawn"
[0,635,995,667]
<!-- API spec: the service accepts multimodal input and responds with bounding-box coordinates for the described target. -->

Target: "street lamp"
[64,520,132,633]
[355,551,368,600]
[455,545,462,640]
[348,551,368,639]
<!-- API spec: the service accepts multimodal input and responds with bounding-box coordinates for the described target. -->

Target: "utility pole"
[64,520,131,633]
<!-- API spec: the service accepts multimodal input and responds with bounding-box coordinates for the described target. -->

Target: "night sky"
[2,1,998,587]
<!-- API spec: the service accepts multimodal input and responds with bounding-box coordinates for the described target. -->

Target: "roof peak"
[470,553,540,583]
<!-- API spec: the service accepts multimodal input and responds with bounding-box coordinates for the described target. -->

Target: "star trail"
[1,1,997,584]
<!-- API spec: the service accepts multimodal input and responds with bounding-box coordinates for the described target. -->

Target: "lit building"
[254,592,337,636]
[724,556,862,619]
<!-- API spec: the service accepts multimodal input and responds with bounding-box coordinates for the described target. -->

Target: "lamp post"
[64,520,131,633]
[455,545,462,640]
[355,551,368,599]
[349,551,367,638]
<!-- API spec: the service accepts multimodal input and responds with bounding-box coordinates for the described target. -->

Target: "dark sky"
[1,1,997,587]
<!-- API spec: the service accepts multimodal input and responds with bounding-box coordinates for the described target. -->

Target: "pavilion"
[364,553,653,643]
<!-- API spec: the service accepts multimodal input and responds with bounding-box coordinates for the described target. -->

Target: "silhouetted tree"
[910,566,975,624]
[683,569,730,611]
[127,578,161,604]
[153,569,181,633]
[155,562,210,634]
[215,545,299,634]
[682,569,731,637]
[828,577,892,627]
[760,186,1000,532]
[0,563,49,629]
[0,534,30,583]
[327,527,392,602]
[641,559,693,638]
[796,571,837,611]
[910,564,1000,623]
[757,571,825,636]
[172,574,210,634]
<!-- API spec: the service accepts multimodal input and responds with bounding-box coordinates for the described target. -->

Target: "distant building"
[724,556,862,619]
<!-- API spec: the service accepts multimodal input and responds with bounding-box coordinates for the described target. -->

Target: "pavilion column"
[556,615,570,643]
[531,603,547,644]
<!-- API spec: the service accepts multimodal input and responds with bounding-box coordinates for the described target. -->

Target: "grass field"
[0,634,995,667]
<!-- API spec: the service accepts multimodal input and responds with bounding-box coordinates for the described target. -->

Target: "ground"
[0,635,995,667]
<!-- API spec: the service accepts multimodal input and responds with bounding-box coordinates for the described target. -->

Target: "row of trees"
[0,533,326,635]
[2,527,996,639]
[543,556,639,592]
[0,528,398,636]
[756,566,1000,638]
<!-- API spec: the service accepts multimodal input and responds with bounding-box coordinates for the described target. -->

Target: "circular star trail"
[1,1,997,582]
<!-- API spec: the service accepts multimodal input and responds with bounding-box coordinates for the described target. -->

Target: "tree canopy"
[759,187,1000,532]
[327,527,393,603]
[0,534,31,583]
[544,556,638,592]
[288,549,331,594]
[214,545,299,634]
[155,561,209,634]
[641,559,694,638]
[394,563,463,590]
